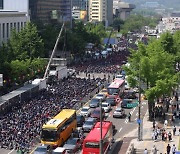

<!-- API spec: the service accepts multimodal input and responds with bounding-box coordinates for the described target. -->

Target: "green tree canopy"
[9,22,44,60]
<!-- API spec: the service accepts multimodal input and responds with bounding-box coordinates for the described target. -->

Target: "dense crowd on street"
[72,49,129,74]
[0,77,105,152]
[0,40,138,153]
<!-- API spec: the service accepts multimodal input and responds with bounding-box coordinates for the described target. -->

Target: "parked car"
[82,117,96,132]
[63,138,82,153]
[90,108,105,121]
[34,145,52,154]
[52,147,66,154]
[89,98,100,108]
[106,96,116,106]
[101,102,111,112]
[77,115,85,127]
[113,107,125,118]
[80,106,91,117]
[95,93,106,101]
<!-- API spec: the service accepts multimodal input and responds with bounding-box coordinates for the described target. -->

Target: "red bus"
[82,121,113,154]
[107,79,125,100]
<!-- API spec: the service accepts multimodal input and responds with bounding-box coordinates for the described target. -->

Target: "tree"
[9,22,44,60]
[124,35,178,120]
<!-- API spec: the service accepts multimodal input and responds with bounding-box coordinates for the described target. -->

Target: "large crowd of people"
[71,48,129,74]
[0,77,105,152]
[0,40,130,153]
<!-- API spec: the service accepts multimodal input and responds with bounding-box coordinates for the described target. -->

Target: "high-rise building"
[29,0,72,23]
[89,0,113,25]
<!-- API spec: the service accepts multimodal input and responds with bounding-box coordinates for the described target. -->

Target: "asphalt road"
[0,73,148,154]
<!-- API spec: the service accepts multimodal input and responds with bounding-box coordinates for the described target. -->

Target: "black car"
[123,90,137,99]
[106,97,116,106]
[77,115,85,127]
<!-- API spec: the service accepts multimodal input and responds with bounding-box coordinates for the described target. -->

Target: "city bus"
[41,109,77,147]
[107,79,125,102]
[82,121,113,154]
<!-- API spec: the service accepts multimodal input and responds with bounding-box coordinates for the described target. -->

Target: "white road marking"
[125,119,128,123]
[119,127,122,132]
[141,106,144,108]
[8,149,15,154]
[135,118,137,121]
[130,107,136,115]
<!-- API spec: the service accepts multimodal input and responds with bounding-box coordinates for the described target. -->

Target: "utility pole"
[138,65,143,141]
[100,99,103,154]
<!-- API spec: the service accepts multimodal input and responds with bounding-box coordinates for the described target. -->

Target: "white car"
[80,107,91,117]
[101,102,111,112]
[115,74,124,80]
[95,93,106,101]
[113,107,125,118]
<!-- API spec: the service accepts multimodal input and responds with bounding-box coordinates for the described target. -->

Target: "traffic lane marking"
[7,149,15,154]
[119,127,122,132]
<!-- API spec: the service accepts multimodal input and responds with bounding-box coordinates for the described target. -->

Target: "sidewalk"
[124,111,180,154]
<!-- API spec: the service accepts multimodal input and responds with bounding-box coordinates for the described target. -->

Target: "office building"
[0,0,29,45]
[89,0,113,25]
[113,0,135,20]
[29,0,72,23]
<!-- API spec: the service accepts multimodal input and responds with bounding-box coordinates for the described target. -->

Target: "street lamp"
[100,98,103,154]
[138,64,143,141]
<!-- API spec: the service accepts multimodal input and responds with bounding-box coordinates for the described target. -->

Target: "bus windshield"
[107,88,119,95]
[41,129,58,142]
[85,142,99,148]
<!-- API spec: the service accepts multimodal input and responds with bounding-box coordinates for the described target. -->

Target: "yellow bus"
[41,109,77,147]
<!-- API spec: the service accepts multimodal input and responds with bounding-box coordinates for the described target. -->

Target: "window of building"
[14,23,16,30]
[0,0,3,9]
[21,22,23,29]
[17,22,20,32]
[10,23,13,30]
[2,23,5,38]
[7,23,9,38]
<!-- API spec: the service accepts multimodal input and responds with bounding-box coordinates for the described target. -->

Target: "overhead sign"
[0,74,3,86]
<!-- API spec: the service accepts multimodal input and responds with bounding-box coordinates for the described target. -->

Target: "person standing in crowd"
[172,144,176,154]
[166,144,171,154]
[144,148,148,154]
[173,126,176,136]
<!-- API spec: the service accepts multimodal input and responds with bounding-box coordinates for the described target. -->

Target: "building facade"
[0,0,29,13]
[29,0,72,23]
[113,0,135,20]
[0,0,29,45]
[89,0,113,25]
[0,12,29,44]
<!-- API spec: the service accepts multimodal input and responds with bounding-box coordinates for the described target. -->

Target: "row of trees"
[0,21,107,86]
[0,23,47,86]
[35,21,107,57]
[124,31,180,119]
[113,15,159,34]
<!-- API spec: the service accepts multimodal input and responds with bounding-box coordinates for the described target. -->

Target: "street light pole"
[100,99,103,154]
[138,65,142,141]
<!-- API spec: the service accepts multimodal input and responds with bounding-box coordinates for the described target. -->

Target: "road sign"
[137,119,141,124]
[127,102,138,108]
